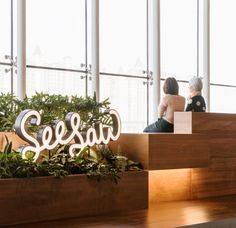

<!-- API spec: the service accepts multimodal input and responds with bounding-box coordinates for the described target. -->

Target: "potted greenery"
[0,93,148,226]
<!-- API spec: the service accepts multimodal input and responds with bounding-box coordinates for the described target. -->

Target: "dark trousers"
[143,118,174,133]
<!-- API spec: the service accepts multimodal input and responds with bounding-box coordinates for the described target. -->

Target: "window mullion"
[91,0,100,101]
[150,0,161,122]
[202,0,210,111]
[17,0,26,100]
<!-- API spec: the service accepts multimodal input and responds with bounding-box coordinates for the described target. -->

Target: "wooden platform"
[11,195,236,228]
[111,133,209,170]
[111,112,236,202]
[175,112,236,200]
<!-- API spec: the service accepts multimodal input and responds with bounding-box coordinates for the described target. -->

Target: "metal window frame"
[91,0,100,100]
[146,0,150,125]
[17,0,26,100]
[150,0,160,123]
[202,0,210,111]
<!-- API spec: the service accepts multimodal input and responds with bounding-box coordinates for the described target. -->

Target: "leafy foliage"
[40,144,142,182]
[0,92,111,132]
[0,138,39,178]
[0,92,142,182]
[0,141,142,182]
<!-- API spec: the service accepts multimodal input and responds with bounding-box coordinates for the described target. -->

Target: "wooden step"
[110,133,209,170]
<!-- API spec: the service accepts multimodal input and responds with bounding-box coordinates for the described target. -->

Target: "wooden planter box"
[0,171,148,226]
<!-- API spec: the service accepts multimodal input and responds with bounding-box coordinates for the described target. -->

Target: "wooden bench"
[111,112,236,203]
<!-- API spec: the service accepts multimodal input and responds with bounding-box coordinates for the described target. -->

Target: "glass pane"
[13,0,17,58]
[26,68,86,97]
[0,66,11,93]
[211,85,236,113]
[100,75,147,132]
[161,0,197,80]
[0,0,11,62]
[100,0,147,76]
[178,81,189,100]
[211,0,236,85]
[27,0,85,69]
[87,0,92,66]
[148,83,156,123]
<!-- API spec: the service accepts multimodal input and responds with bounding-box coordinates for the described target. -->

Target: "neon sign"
[15,109,121,161]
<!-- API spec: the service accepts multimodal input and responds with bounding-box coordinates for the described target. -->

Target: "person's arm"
[158,97,167,118]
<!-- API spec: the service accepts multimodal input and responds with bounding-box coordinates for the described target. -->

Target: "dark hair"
[163,77,179,95]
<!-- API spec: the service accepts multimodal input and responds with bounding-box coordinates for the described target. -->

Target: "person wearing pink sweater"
[143,77,185,132]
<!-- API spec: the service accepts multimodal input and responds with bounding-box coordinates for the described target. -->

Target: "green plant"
[0,92,111,132]
[0,93,19,132]
[0,92,142,182]
[0,139,142,182]
[43,144,142,182]
[0,137,38,178]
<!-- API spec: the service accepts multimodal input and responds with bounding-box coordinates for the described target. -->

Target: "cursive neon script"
[14,109,121,161]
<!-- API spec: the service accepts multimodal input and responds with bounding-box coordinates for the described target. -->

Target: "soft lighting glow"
[149,169,192,204]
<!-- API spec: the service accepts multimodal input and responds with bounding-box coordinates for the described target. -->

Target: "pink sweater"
[158,94,185,124]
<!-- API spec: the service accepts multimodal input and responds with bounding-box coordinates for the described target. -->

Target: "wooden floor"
[8,195,236,228]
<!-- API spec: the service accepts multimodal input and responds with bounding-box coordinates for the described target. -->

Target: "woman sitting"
[185,76,206,112]
[143,77,185,133]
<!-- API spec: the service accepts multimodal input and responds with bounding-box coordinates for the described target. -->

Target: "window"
[161,0,197,81]
[27,0,86,69]
[0,0,11,63]
[210,0,236,112]
[6,0,233,130]
[26,68,85,97]
[211,0,236,85]
[0,0,16,94]
[100,75,147,132]
[100,0,147,76]
[211,85,236,113]
[26,0,87,97]
[99,0,148,132]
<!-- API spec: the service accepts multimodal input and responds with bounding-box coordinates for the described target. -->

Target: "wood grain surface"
[0,171,148,226]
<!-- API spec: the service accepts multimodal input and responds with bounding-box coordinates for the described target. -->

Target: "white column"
[91,0,100,101]
[151,0,161,120]
[202,0,210,111]
[17,0,26,100]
